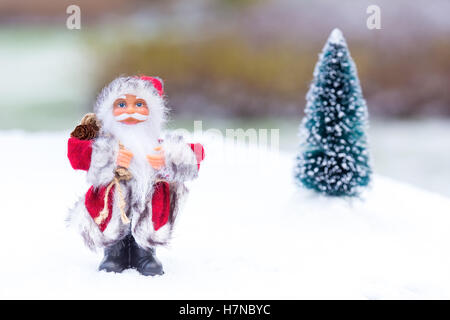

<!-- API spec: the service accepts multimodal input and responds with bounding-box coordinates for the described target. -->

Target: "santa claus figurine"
[67,76,204,276]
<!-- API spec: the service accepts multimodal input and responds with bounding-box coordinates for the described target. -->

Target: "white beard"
[107,119,161,202]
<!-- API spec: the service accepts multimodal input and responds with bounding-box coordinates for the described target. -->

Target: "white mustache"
[115,113,148,121]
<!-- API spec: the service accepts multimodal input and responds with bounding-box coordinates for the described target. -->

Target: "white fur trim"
[130,203,171,250]
[160,133,199,183]
[67,185,129,251]
[130,183,187,250]
[102,182,130,240]
[86,135,118,187]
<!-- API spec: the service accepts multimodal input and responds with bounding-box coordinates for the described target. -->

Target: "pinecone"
[70,113,100,140]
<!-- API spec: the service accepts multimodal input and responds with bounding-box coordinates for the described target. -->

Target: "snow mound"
[1,131,450,299]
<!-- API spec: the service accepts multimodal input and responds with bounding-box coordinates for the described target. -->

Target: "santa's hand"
[117,148,133,168]
[147,146,165,170]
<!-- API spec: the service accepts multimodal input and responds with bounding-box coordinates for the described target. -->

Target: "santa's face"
[113,94,149,125]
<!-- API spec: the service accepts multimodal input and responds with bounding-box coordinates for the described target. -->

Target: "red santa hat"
[138,76,164,97]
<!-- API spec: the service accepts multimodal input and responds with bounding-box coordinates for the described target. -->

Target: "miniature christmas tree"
[295,28,371,196]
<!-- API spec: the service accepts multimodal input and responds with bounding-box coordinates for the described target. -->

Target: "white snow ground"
[1,131,450,299]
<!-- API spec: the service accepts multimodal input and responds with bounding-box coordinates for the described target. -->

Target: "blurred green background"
[1,0,450,195]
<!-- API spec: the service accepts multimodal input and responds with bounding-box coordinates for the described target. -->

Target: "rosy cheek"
[136,107,149,115]
[113,108,126,116]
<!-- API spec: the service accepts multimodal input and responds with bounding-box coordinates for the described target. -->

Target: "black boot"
[130,237,164,276]
[98,236,130,273]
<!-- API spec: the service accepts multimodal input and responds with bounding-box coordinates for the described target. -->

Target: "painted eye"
[136,102,143,107]
[118,102,126,108]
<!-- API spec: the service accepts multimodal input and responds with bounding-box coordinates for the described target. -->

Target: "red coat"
[68,137,204,232]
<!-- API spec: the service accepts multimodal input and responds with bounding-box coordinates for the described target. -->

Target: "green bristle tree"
[295,28,371,196]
